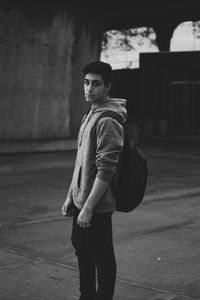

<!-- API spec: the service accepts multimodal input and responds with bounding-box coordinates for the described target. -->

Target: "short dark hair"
[82,61,112,86]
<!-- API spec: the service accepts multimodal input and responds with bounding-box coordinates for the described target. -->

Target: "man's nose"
[88,83,94,92]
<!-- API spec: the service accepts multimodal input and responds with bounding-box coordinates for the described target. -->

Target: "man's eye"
[93,82,100,87]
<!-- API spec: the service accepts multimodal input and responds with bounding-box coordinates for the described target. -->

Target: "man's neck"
[92,96,110,109]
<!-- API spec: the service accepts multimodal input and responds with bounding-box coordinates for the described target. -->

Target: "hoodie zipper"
[78,107,96,147]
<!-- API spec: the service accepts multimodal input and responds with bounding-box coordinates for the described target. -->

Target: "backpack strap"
[95,110,125,128]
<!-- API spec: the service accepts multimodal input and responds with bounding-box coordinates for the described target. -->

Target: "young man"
[62,61,127,300]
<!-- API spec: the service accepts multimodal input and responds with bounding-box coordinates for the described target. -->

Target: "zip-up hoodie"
[71,98,127,212]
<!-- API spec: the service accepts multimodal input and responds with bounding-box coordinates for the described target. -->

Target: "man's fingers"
[62,203,74,217]
[77,219,91,228]
[62,205,68,216]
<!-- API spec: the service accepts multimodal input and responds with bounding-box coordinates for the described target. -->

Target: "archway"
[170,21,200,51]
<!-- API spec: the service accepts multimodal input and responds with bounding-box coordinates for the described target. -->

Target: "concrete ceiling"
[1,0,200,30]
[78,0,200,29]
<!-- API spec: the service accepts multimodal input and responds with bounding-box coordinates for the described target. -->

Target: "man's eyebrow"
[92,79,101,83]
[84,78,102,83]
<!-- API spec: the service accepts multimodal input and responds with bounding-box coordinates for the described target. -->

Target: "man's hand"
[77,207,93,228]
[62,197,74,217]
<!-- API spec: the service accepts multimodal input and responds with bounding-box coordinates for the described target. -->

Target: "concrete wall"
[0,7,102,147]
[68,12,103,137]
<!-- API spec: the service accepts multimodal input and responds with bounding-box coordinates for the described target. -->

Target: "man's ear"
[106,82,111,92]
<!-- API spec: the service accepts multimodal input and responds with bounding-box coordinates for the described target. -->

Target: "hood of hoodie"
[92,98,127,122]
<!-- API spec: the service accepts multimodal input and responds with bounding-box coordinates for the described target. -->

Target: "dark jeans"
[71,206,116,300]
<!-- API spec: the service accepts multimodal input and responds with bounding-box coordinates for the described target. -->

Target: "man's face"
[84,73,110,105]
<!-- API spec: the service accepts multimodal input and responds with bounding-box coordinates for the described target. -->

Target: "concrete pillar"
[153,21,179,51]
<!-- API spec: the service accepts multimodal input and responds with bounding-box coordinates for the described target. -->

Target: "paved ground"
[0,142,200,300]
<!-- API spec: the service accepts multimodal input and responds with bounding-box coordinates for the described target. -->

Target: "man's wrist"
[83,202,94,212]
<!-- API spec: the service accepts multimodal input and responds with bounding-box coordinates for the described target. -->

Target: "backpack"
[95,111,148,212]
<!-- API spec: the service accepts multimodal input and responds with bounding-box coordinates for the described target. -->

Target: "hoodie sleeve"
[95,117,124,182]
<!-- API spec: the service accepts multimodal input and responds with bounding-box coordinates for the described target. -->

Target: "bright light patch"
[100,27,159,70]
[170,21,200,51]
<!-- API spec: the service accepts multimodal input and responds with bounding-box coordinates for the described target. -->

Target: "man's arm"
[77,177,109,228]
[78,117,124,228]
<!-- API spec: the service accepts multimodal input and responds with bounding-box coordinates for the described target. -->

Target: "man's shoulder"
[95,111,125,127]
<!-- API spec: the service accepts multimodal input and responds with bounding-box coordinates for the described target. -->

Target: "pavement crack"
[0,215,67,227]
[1,247,78,272]
[116,278,199,299]
[142,219,195,235]
[1,247,199,300]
